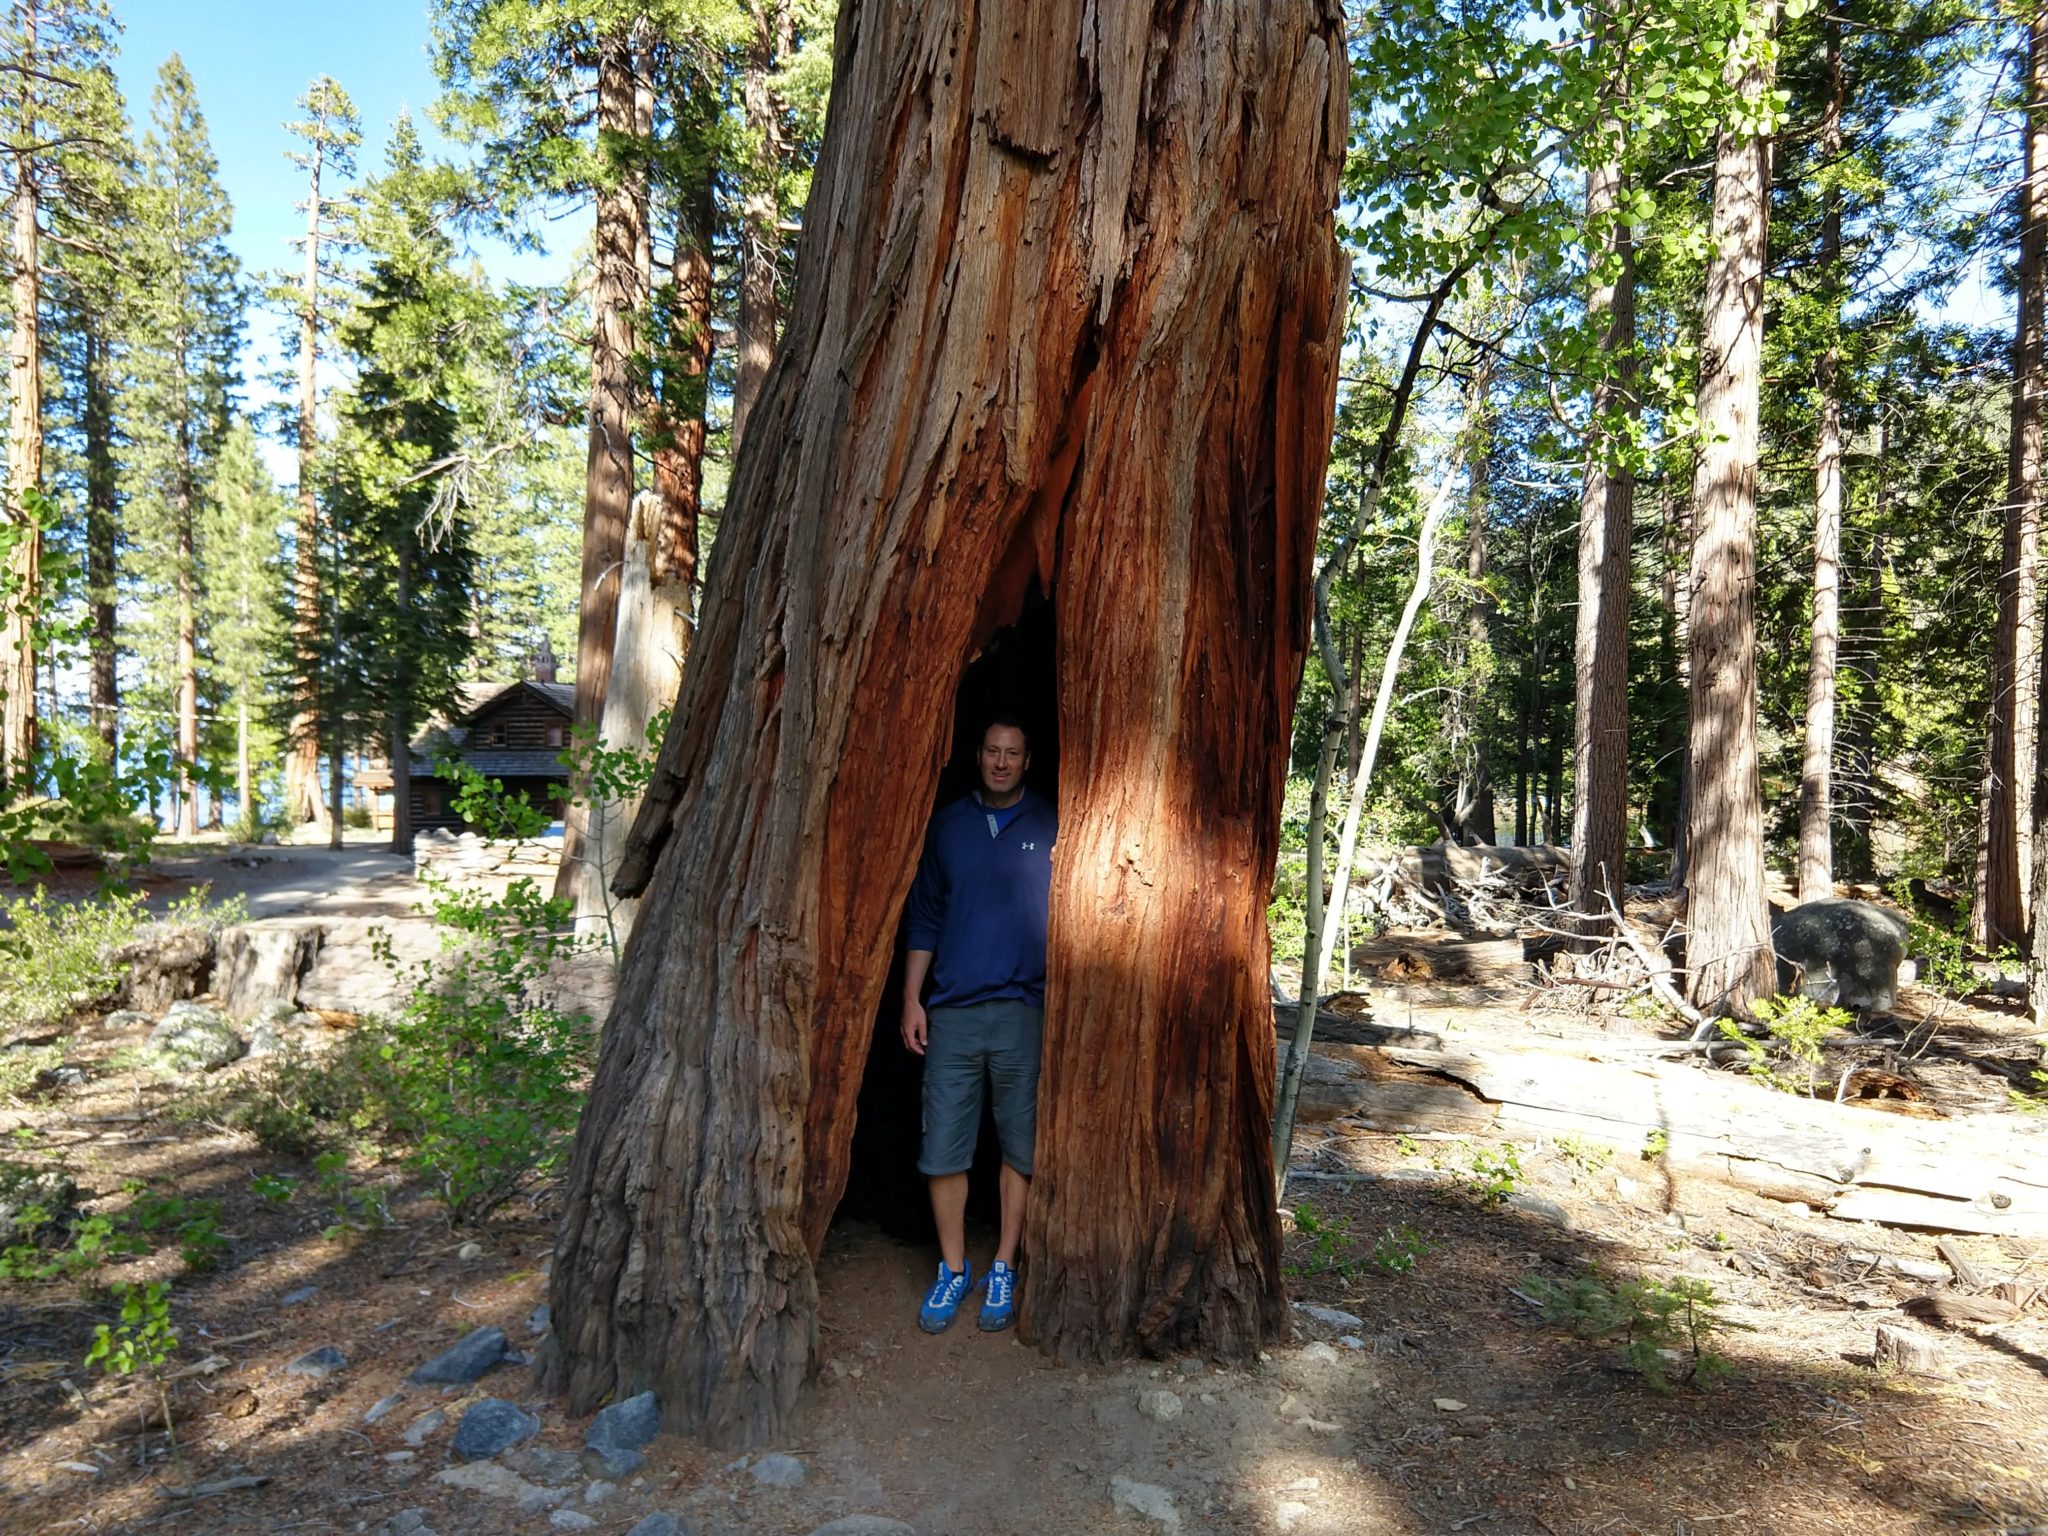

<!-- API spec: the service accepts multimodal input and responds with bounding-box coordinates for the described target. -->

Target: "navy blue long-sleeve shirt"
[904,788,1057,1009]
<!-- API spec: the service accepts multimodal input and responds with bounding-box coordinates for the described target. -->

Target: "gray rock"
[452,1397,541,1460]
[364,1392,406,1425]
[506,1447,585,1488]
[1772,898,1912,1013]
[549,1513,596,1532]
[808,1521,918,1536]
[279,1285,318,1308]
[586,1389,660,1454]
[101,1009,154,1032]
[1505,1192,1574,1230]
[147,1002,244,1071]
[380,1511,434,1536]
[408,1324,507,1385]
[1174,1357,1205,1376]
[284,1345,346,1379]
[108,923,215,1015]
[434,1461,558,1506]
[623,1519,690,1536]
[1109,1475,1182,1532]
[245,1022,285,1058]
[399,1407,446,1446]
[751,1452,807,1488]
[1291,1302,1364,1330]
[527,1302,552,1338]
[1137,1389,1184,1422]
[0,1160,78,1246]
[584,1479,618,1503]
[1297,1342,1342,1366]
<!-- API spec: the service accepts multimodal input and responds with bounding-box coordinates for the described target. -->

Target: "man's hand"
[901,997,928,1055]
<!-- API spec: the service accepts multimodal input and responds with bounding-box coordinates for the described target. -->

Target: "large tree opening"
[836,584,1060,1244]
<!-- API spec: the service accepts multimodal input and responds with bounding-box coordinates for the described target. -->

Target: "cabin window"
[546,724,564,749]
[488,725,507,747]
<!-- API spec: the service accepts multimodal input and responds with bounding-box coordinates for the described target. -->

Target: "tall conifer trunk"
[2000,1,2048,953]
[1568,138,1637,922]
[2014,4,2048,1014]
[83,327,118,750]
[544,0,1346,1444]
[1685,0,1780,1012]
[731,0,792,457]
[288,128,331,830]
[4,3,43,787]
[1798,3,1847,902]
[557,25,647,900]
[176,464,198,837]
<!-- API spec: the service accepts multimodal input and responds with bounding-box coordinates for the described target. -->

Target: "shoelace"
[986,1267,1013,1306]
[930,1268,968,1305]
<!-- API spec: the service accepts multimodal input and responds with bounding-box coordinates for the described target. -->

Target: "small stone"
[624,1518,690,1536]
[54,1461,101,1476]
[1283,1477,1320,1492]
[1291,1302,1364,1330]
[457,1241,484,1262]
[584,1480,618,1504]
[1275,1500,1311,1532]
[245,1022,285,1057]
[549,1513,596,1532]
[587,1389,661,1454]
[1337,1335,1365,1351]
[364,1392,406,1425]
[583,1446,648,1481]
[1136,1389,1183,1423]
[1433,1397,1467,1413]
[400,1407,446,1446]
[147,1004,244,1071]
[807,1521,918,1536]
[1505,1192,1574,1230]
[527,1303,552,1338]
[285,1345,347,1379]
[751,1452,807,1488]
[101,1009,153,1031]
[408,1325,507,1385]
[279,1285,318,1308]
[1298,1342,1342,1366]
[1295,1416,1341,1434]
[452,1398,541,1460]
[1199,1393,1217,1406]
[1108,1475,1181,1533]
[506,1447,585,1488]
[1175,1357,1204,1376]
[382,1511,431,1536]
[1614,1174,1639,1200]
[383,1451,415,1463]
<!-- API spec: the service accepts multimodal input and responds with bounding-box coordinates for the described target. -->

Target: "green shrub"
[1523,1270,1739,1391]
[1439,1141,1523,1206]
[1717,994,1851,1096]
[1371,1223,1431,1275]
[1286,1198,1360,1280]
[0,1040,66,1103]
[0,887,148,1029]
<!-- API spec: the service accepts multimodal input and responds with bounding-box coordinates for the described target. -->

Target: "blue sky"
[111,1,590,472]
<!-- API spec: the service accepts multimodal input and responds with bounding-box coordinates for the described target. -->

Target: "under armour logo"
[1022,841,1037,850]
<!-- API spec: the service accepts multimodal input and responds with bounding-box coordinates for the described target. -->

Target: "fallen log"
[1314,1039,2048,1238]
[1347,932,1530,986]
[1382,844,1568,893]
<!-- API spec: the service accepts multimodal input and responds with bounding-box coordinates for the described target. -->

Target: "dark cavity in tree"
[836,583,1059,1244]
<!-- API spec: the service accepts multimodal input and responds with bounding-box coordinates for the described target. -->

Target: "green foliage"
[1642,1129,1668,1162]
[1371,1223,1432,1276]
[0,1210,148,1283]
[123,1188,229,1272]
[440,755,558,840]
[1716,994,1852,1096]
[249,1172,298,1205]
[0,887,247,1030]
[85,1280,179,1378]
[1446,1141,1524,1207]
[312,1149,392,1241]
[1523,1270,1739,1392]
[1286,1198,1360,1281]
[1553,1133,1613,1175]
[0,1041,66,1103]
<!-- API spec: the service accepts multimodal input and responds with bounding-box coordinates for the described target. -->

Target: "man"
[901,715,1055,1333]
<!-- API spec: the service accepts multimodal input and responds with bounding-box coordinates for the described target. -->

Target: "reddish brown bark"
[546,0,1346,1443]
[4,6,42,785]
[287,121,331,830]
[731,0,792,458]
[1685,0,1779,1013]
[1989,4,2048,951]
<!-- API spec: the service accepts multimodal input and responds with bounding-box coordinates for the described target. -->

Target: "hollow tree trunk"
[288,129,330,830]
[83,326,118,752]
[1685,0,1780,1012]
[1568,145,1637,922]
[557,25,646,900]
[546,0,1346,1443]
[1798,5,1846,903]
[731,0,793,458]
[5,83,42,788]
[1999,1,2048,955]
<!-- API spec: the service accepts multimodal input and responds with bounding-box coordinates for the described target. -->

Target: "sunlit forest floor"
[1,906,2045,1534]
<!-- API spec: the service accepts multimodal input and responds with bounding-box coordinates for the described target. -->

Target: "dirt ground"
[2,958,2046,1534]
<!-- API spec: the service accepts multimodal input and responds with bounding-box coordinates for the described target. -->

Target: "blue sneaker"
[919,1262,973,1334]
[979,1260,1017,1331]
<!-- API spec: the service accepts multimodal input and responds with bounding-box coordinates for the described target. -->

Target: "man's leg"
[930,1172,970,1274]
[987,1002,1045,1269]
[995,1161,1028,1268]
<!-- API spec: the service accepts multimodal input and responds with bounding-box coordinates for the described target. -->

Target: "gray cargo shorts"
[918,999,1043,1177]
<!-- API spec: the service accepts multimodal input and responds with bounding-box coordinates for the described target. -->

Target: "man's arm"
[902,948,933,1055]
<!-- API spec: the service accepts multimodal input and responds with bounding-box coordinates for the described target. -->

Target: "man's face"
[978,725,1029,799]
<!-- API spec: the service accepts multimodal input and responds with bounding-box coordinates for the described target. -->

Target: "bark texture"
[1798,5,1846,903]
[1990,4,2048,951]
[287,130,329,830]
[731,0,793,457]
[1567,155,1637,921]
[83,326,117,750]
[557,26,646,899]
[548,0,1347,1442]
[1685,2,1779,1013]
[5,31,41,785]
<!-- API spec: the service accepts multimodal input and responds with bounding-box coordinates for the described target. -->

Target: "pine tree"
[322,115,488,854]
[199,419,288,831]
[0,0,123,787]
[273,77,360,832]
[124,54,242,836]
